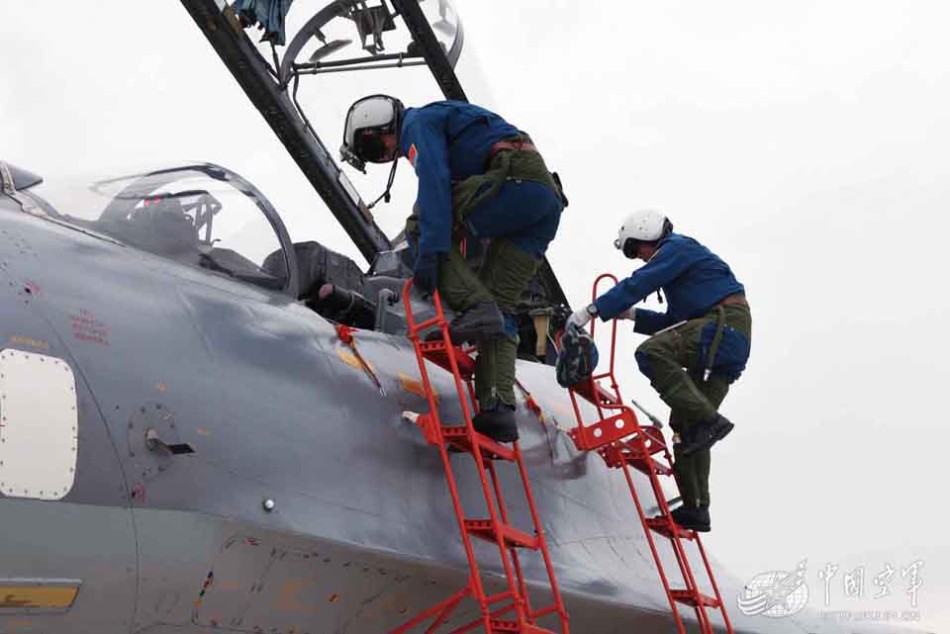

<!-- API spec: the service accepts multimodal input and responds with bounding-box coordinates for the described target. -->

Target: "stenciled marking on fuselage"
[68,308,110,346]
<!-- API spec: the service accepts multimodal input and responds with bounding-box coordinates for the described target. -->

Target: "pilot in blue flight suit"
[341,96,565,443]
[567,209,752,532]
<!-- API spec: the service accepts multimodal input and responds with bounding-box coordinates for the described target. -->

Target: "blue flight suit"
[400,101,563,262]
[594,232,752,509]
[594,233,745,330]
[400,100,564,409]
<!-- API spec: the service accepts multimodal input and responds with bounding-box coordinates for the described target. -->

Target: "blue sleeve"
[633,308,675,335]
[401,111,452,256]
[593,240,692,320]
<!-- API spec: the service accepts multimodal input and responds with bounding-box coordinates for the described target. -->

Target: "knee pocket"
[635,337,666,377]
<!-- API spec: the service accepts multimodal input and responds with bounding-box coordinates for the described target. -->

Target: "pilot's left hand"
[566,303,596,329]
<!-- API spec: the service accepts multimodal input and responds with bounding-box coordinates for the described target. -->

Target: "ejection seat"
[97,195,201,264]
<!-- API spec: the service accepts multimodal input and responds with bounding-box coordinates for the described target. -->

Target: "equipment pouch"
[699,322,751,383]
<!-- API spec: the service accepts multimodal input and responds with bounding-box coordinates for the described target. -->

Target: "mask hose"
[367,158,399,210]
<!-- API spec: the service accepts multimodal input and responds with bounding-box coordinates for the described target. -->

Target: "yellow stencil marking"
[398,373,440,405]
[0,584,79,609]
[7,336,50,351]
[336,348,374,373]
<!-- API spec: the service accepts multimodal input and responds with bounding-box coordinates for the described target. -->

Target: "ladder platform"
[568,408,639,451]
[464,519,539,550]
[419,339,476,378]
[645,517,696,541]
[443,426,516,462]
[670,589,720,608]
[490,620,558,633]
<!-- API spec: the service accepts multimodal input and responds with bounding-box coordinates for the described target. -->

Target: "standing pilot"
[567,209,752,532]
[341,96,565,444]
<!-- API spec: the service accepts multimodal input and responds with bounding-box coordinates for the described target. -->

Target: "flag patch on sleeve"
[408,143,418,168]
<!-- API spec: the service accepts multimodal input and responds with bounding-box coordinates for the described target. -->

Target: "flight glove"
[413,251,443,295]
[566,303,596,329]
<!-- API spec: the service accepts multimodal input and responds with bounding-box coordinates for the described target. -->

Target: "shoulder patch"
[407,143,418,168]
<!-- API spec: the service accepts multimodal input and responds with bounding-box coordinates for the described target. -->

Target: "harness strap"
[703,305,728,382]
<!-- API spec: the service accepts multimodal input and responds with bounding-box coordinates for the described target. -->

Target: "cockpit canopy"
[22,164,294,292]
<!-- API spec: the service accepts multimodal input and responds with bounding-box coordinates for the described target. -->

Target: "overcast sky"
[2,1,948,631]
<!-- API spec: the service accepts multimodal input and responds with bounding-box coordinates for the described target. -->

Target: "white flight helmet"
[340,94,405,172]
[614,209,673,258]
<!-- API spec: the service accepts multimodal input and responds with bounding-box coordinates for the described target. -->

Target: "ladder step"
[443,427,516,462]
[602,443,673,475]
[464,519,539,550]
[670,589,720,608]
[619,438,672,475]
[639,425,668,455]
[490,620,557,633]
[571,377,621,408]
[419,340,476,378]
[645,517,696,541]
[626,455,672,476]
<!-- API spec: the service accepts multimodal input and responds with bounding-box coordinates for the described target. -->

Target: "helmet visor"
[353,126,394,164]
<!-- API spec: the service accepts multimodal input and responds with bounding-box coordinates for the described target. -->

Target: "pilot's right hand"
[413,251,442,296]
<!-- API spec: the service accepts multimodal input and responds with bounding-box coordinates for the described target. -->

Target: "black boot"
[448,302,505,344]
[679,414,734,457]
[472,404,519,443]
[671,505,711,532]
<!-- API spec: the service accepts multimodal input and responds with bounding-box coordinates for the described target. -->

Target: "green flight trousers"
[437,239,539,408]
[408,144,557,410]
[635,303,752,508]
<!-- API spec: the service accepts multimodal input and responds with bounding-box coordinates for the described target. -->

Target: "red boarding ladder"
[393,280,569,634]
[565,274,734,634]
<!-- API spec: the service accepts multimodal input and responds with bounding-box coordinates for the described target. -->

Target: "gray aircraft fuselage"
[0,176,866,634]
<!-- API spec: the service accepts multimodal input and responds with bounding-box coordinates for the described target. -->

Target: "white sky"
[2,1,948,631]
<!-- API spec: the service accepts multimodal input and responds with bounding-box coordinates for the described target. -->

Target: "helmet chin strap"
[367,158,399,210]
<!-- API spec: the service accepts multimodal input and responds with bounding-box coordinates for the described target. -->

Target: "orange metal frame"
[392,280,569,634]
[565,274,734,634]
